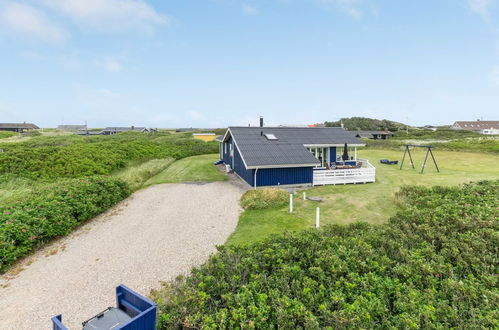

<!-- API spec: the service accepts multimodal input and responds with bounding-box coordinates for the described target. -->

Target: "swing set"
[400,144,440,174]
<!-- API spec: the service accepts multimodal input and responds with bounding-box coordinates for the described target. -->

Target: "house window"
[224,142,227,154]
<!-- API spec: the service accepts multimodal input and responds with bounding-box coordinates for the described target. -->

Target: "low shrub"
[0,176,130,272]
[240,188,289,210]
[153,180,498,329]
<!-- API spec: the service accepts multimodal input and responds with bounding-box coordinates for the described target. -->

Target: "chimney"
[260,131,263,136]
[259,116,264,128]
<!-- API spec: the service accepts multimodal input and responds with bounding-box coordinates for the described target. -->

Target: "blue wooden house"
[217,126,376,187]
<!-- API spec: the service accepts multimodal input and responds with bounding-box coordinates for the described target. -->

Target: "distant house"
[101,126,147,135]
[176,128,198,133]
[74,130,102,136]
[0,122,39,133]
[192,133,216,142]
[218,126,375,187]
[58,125,86,131]
[451,120,499,135]
[355,131,394,140]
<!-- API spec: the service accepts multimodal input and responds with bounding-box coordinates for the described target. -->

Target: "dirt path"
[0,182,244,329]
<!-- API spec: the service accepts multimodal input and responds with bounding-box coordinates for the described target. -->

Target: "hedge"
[153,180,498,329]
[0,176,130,272]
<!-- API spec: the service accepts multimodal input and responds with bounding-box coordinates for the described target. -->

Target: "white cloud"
[61,56,81,70]
[242,4,259,15]
[468,0,494,22]
[0,2,67,43]
[489,66,499,84]
[20,50,47,61]
[95,57,123,73]
[315,0,364,18]
[38,0,169,32]
[98,88,121,98]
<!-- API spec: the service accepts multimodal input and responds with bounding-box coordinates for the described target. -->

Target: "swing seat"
[380,159,398,165]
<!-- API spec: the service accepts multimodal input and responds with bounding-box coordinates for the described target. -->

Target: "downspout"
[254,168,259,189]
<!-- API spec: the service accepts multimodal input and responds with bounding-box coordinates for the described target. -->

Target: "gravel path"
[0,182,244,329]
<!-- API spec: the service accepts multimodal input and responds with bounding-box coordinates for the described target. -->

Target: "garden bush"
[153,180,498,329]
[0,176,130,272]
[240,188,289,210]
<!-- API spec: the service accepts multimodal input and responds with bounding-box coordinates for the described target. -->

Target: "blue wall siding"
[221,137,254,186]
[233,145,254,186]
[256,167,313,187]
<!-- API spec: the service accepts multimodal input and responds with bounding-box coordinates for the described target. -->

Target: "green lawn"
[226,149,499,245]
[145,154,227,185]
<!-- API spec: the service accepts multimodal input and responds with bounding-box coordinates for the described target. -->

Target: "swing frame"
[400,144,440,174]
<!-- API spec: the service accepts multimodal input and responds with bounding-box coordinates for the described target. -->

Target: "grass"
[112,158,175,191]
[145,154,227,185]
[226,148,499,246]
[366,135,499,153]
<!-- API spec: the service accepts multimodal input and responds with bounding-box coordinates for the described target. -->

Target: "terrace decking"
[312,159,376,186]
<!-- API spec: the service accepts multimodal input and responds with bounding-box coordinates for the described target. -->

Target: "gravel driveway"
[0,182,244,329]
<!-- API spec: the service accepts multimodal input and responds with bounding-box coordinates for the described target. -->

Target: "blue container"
[51,284,156,330]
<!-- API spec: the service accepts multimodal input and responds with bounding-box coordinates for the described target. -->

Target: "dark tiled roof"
[58,125,86,130]
[356,132,374,138]
[0,123,39,129]
[102,127,146,131]
[226,127,364,168]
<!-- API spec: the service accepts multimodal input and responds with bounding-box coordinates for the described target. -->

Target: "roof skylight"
[264,133,278,141]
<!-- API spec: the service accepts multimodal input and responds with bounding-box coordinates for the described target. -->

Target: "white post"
[289,194,293,213]
[354,147,357,161]
[303,192,306,200]
[316,207,320,228]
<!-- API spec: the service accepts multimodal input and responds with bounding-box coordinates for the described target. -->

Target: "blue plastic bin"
[51,284,156,330]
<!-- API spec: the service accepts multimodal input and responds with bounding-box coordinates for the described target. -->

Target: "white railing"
[312,158,376,186]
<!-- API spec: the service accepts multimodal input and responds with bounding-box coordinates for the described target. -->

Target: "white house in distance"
[451,120,499,135]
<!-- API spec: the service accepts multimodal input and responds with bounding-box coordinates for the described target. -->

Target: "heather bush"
[0,176,130,271]
[153,181,498,329]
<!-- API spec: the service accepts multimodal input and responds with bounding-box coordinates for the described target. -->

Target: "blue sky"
[0,0,498,128]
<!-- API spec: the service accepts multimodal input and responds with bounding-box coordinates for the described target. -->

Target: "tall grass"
[0,174,39,204]
[0,131,17,139]
[113,158,175,191]
[240,188,289,210]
